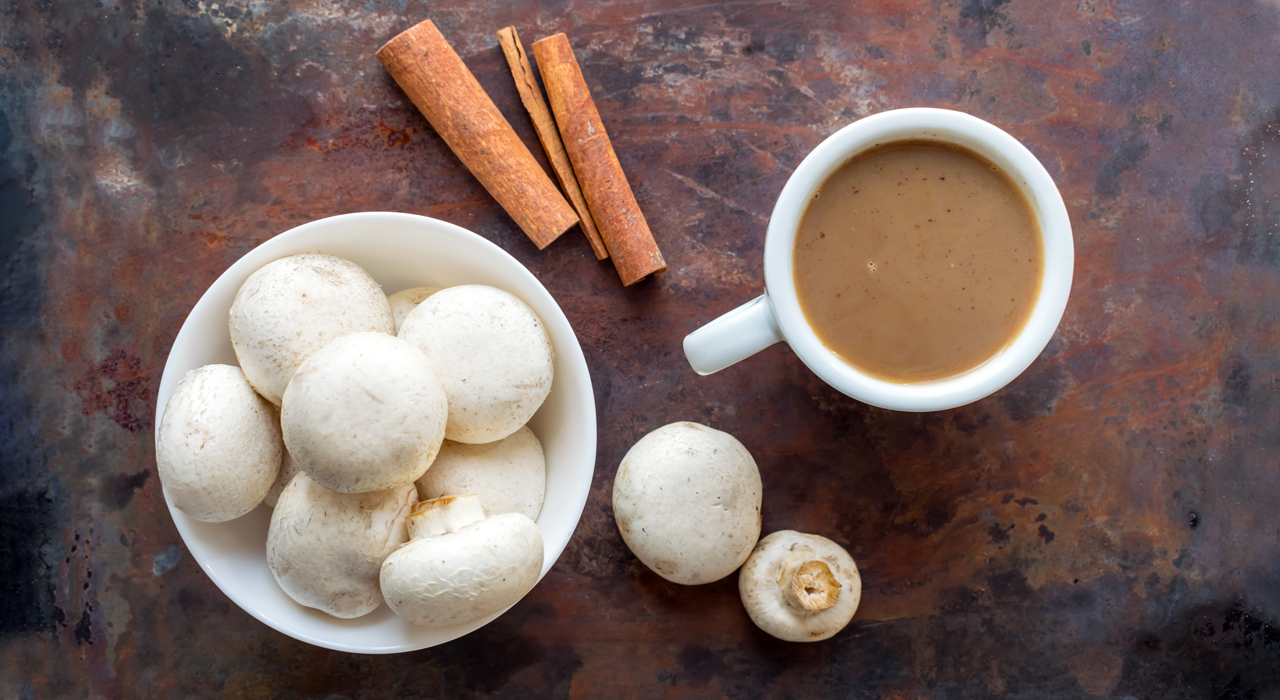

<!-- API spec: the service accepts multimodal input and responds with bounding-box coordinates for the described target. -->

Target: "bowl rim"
[153,211,597,653]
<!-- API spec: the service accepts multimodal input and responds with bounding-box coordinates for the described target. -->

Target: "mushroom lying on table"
[739,530,862,642]
[156,364,282,523]
[229,253,395,406]
[267,472,417,618]
[380,495,543,627]
[612,422,762,585]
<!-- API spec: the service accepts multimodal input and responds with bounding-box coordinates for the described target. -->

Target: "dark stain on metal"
[1223,359,1252,407]
[0,489,58,635]
[1037,524,1055,544]
[987,521,1014,544]
[105,469,152,510]
[1117,599,1280,698]
[73,609,92,645]
[1095,115,1151,198]
[957,0,1013,51]
[1000,359,1062,417]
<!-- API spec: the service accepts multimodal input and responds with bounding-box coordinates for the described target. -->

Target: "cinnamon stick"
[497,26,608,261]
[532,33,666,286]
[377,20,578,249]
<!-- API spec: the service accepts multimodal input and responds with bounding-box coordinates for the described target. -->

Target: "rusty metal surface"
[2,0,1279,697]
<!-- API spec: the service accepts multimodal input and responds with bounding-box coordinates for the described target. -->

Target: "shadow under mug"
[683,108,1074,412]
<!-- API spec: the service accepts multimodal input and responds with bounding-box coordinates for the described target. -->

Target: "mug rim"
[763,108,1074,411]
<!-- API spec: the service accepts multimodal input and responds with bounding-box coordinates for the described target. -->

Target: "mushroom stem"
[785,560,841,612]
[408,495,486,539]
[741,531,862,642]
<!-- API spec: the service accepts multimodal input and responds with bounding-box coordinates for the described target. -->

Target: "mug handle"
[683,294,785,375]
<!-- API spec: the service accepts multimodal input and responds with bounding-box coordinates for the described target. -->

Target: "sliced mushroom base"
[739,530,862,642]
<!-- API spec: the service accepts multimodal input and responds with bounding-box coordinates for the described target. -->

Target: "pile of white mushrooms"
[613,422,863,642]
[157,254,552,626]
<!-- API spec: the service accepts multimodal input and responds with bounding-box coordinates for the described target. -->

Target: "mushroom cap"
[398,285,553,444]
[387,286,442,332]
[266,472,416,618]
[415,426,546,520]
[739,530,862,642]
[380,512,544,627]
[612,422,762,585]
[229,253,395,405]
[281,332,448,493]
[157,364,282,523]
[262,447,301,509]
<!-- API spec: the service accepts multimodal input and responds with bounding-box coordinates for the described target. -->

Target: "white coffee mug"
[683,108,1074,412]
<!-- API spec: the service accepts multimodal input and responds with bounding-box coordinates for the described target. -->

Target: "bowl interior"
[154,212,597,653]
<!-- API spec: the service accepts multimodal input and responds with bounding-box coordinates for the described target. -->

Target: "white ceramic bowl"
[154,212,597,653]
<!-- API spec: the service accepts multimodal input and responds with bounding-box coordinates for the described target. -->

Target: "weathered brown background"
[2,0,1279,697]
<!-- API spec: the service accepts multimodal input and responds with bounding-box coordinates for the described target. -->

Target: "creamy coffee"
[793,139,1043,383]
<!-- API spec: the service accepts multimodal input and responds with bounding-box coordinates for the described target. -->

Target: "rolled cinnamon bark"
[378,20,578,249]
[532,33,666,286]
[497,26,608,261]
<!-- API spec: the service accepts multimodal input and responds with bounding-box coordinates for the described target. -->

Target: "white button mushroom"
[281,331,448,494]
[398,285,553,444]
[739,530,862,642]
[157,364,282,523]
[387,286,441,332]
[261,447,301,509]
[612,422,762,585]
[266,471,417,618]
[380,495,544,627]
[415,426,546,520]
[229,253,396,405]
